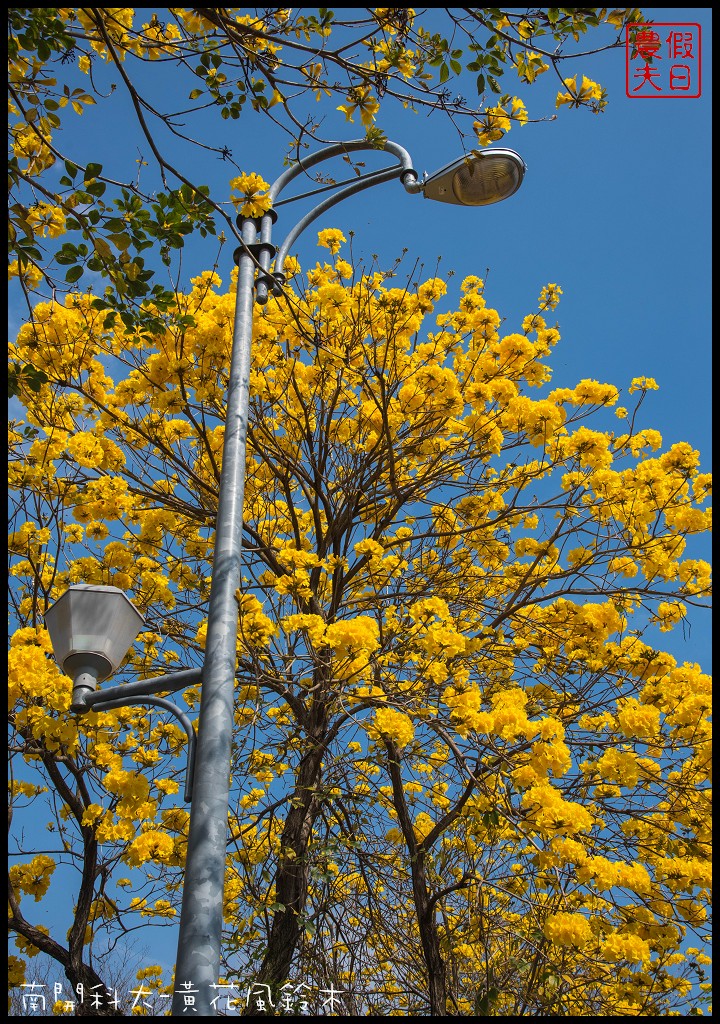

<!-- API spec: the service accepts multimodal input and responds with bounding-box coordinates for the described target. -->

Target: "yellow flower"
[337,86,380,126]
[595,748,639,788]
[66,431,105,469]
[368,707,415,748]
[318,228,347,255]
[354,537,385,558]
[517,18,533,39]
[9,854,56,901]
[126,830,175,866]
[628,376,659,394]
[616,862,652,894]
[538,282,562,310]
[473,104,512,146]
[236,592,277,649]
[514,50,549,83]
[373,9,416,34]
[543,911,592,947]
[9,258,43,289]
[8,954,26,986]
[601,932,651,964]
[27,202,67,239]
[556,75,605,110]
[412,810,435,841]
[230,172,272,218]
[616,698,661,738]
[324,617,379,655]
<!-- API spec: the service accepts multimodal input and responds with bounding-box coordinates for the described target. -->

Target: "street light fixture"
[43,584,202,802]
[420,148,526,206]
[43,584,144,711]
[44,139,524,1015]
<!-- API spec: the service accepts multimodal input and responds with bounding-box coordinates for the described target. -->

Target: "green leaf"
[13,363,46,398]
[84,162,103,182]
[65,265,83,283]
[475,987,499,1015]
[24,366,49,393]
[108,233,132,251]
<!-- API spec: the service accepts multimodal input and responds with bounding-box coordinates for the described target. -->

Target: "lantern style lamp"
[421,147,526,206]
[44,584,144,711]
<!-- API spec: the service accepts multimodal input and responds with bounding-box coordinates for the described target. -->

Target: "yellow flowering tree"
[9,6,644,370]
[9,234,711,1013]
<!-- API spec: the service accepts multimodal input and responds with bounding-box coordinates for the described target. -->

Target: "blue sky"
[9,6,712,1007]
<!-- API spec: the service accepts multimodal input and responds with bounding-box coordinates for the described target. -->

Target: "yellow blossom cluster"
[593,748,640,789]
[616,697,661,739]
[542,911,592,947]
[601,931,651,964]
[230,173,273,218]
[26,202,67,238]
[125,829,176,867]
[9,630,78,753]
[514,50,549,83]
[337,85,380,126]
[74,8,134,58]
[474,98,528,146]
[236,592,277,651]
[368,707,415,748]
[556,75,606,111]
[522,781,594,836]
[317,228,347,255]
[325,617,380,657]
[9,855,56,901]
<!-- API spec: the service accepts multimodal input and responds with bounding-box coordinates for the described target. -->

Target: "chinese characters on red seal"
[626,23,702,98]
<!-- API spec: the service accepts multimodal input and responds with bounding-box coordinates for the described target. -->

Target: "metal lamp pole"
[171,139,525,1015]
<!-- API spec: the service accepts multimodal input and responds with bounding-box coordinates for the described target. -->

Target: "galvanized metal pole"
[171,217,259,1015]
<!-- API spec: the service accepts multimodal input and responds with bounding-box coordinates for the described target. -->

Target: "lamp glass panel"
[44,585,144,675]
[452,155,523,206]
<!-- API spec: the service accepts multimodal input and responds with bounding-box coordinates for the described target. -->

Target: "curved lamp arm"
[252,138,420,304]
[74,666,203,803]
[86,693,197,804]
[268,138,418,205]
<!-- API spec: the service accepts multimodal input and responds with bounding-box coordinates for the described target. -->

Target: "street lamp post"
[171,138,524,1015]
[44,138,524,1016]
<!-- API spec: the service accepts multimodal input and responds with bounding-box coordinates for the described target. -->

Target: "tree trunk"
[241,740,324,1014]
[385,739,448,1014]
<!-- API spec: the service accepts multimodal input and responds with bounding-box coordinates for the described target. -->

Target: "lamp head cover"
[44,585,145,682]
[422,148,526,207]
